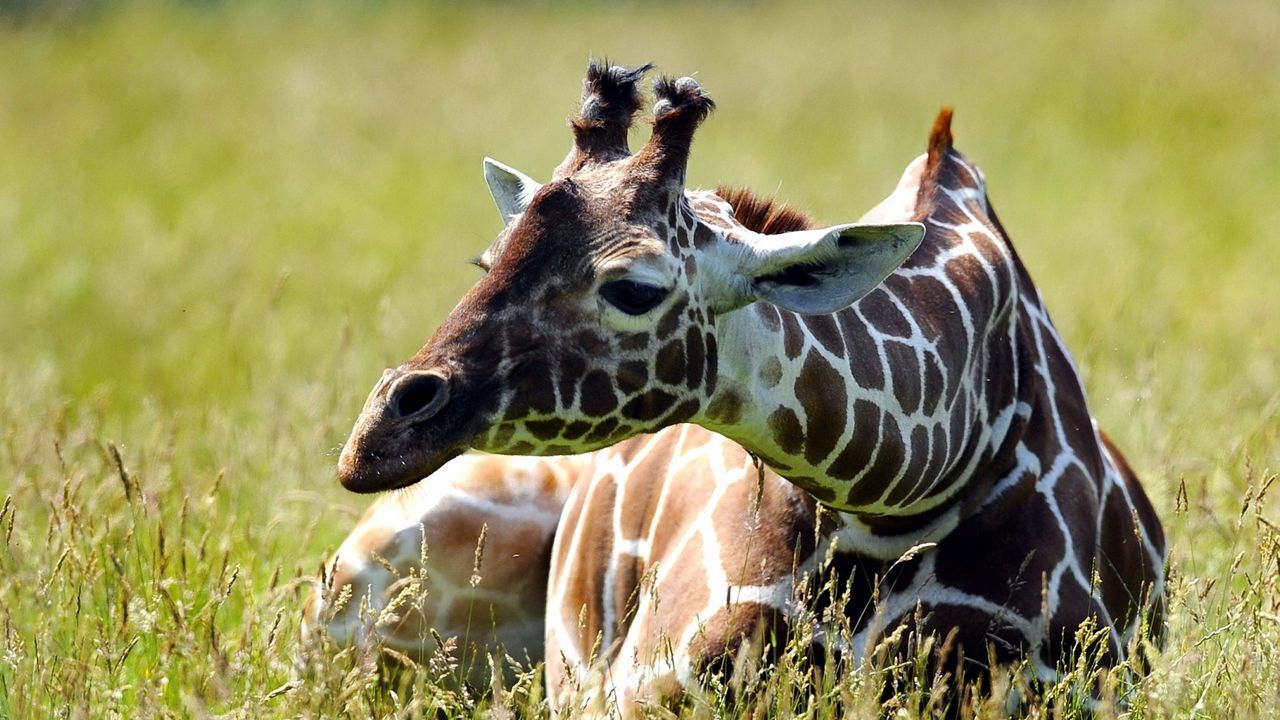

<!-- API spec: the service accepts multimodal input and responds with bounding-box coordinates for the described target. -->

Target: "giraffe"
[302,426,818,709]
[543,423,826,714]
[335,61,1165,694]
[301,452,582,686]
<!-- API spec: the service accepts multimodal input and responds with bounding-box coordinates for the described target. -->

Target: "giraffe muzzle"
[386,370,450,421]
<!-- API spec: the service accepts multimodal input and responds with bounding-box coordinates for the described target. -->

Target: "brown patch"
[829,399,882,485]
[863,413,906,487]
[557,420,589,441]
[934,491,1065,617]
[805,482,835,503]
[804,314,845,358]
[585,416,620,443]
[558,353,586,409]
[758,356,783,388]
[622,389,678,421]
[487,422,516,449]
[780,312,805,360]
[921,351,947,416]
[619,332,650,352]
[714,475,813,582]
[1048,575,1108,662]
[616,360,649,394]
[704,332,718,391]
[754,303,781,333]
[691,222,717,249]
[656,302,684,338]
[794,352,846,466]
[685,602,782,671]
[616,443,671,536]
[1097,481,1143,628]
[704,389,743,425]
[507,440,535,455]
[557,471,615,649]
[506,357,557,418]
[574,328,610,355]
[655,339,686,385]
[716,186,817,234]
[683,253,697,278]
[904,275,968,393]
[860,288,912,339]
[910,601,1033,679]
[579,370,618,416]
[1054,466,1102,572]
[525,418,563,441]
[664,398,701,425]
[840,313,884,390]
[947,253,996,322]
[685,326,705,389]
[884,424,932,506]
[504,321,535,356]
[768,407,804,455]
[884,341,923,416]
[924,423,950,495]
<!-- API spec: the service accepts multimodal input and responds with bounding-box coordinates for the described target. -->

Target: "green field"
[1,1,1277,717]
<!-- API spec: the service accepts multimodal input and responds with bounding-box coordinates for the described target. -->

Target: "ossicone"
[626,74,715,198]
[555,59,654,177]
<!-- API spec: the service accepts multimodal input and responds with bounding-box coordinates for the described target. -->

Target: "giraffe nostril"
[389,372,449,420]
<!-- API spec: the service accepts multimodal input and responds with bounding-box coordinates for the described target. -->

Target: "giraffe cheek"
[579,370,619,417]
[504,359,558,420]
[684,327,705,390]
[616,361,649,395]
[655,340,685,385]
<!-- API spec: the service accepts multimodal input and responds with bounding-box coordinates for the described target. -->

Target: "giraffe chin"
[336,439,466,494]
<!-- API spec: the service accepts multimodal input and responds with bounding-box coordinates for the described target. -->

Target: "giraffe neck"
[696,156,1031,520]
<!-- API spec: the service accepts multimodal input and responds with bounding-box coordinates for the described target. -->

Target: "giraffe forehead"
[593,232,671,274]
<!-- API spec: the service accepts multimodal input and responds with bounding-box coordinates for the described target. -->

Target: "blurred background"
[0,1,1276,715]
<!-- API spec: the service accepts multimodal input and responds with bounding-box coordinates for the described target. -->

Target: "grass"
[0,0,1277,716]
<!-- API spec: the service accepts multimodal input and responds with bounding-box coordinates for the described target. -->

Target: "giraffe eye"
[600,279,668,316]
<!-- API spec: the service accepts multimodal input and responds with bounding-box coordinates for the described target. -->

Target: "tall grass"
[0,1,1276,716]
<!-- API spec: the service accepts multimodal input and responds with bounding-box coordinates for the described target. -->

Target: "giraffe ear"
[730,222,925,315]
[483,157,542,225]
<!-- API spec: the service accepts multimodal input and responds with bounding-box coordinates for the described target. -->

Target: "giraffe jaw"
[337,434,466,494]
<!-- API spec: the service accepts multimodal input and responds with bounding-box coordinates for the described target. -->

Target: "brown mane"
[715,186,817,234]
[914,107,954,221]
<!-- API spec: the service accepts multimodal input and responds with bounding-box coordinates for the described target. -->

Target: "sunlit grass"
[0,1,1276,717]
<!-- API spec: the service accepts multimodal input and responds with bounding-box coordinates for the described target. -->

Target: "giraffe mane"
[715,186,817,234]
[913,107,955,222]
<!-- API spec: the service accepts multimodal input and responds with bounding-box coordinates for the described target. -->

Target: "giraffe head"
[338,62,924,492]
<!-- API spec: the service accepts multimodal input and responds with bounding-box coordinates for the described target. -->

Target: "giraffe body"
[335,62,1165,694]
[544,424,814,712]
[302,452,580,684]
[303,428,810,705]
